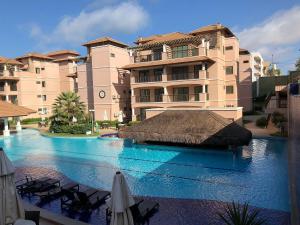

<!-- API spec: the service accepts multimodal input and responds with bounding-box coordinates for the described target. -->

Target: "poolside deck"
[16,167,290,225]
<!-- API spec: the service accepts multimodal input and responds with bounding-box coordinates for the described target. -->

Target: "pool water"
[0,129,290,212]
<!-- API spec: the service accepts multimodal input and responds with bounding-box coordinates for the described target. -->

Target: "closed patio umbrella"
[109,171,135,225]
[0,148,24,225]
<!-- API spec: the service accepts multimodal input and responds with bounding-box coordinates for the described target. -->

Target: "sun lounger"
[106,198,159,225]
[61,186,110,212]
[16,177,51,195]
[35,182,79,200]
[20,178,60,195]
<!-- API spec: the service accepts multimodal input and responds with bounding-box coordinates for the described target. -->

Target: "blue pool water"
[0,129,289,212]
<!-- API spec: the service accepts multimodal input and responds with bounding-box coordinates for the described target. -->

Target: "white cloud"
[30,1,148,48]
[238,5,300,72]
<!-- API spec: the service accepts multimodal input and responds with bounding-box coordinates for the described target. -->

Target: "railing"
[134,52,162,63]
[135,95,163,103]
[171,48,199,59]
[135,75,162,83]
[170,72,199,81]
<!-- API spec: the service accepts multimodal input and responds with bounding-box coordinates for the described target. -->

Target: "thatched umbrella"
[119,110,252,148]
[0,148,24,225]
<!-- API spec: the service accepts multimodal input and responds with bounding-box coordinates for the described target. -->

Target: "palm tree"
[51,92,86,125]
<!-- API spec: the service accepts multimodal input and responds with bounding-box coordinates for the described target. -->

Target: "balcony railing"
[135,75,162,83]
[135,94,208,103]
[170,72,200,81]
[134,52,162,63]
[171,48,199,59]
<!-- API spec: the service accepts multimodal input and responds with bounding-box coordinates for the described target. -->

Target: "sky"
[1,0,300,73]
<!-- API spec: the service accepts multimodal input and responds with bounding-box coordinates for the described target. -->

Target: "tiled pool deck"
[15,167,290,225]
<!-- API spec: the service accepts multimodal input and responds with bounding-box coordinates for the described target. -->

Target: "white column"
[3,118,10,136]
[202,64,206,70]
[201,39,205,47]
[164,87,168,95]
[14,66,18,71]
[5,95,9,102]
[4,64,7,71]
[16,117,22,131]
[163,44,167,52]
[131,88,134,97]
[202,85,206,93]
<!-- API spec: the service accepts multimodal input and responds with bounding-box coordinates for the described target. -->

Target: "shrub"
[49,121,91,134]
[127,121,141,126]
[256,117,267,128]
[218,202,266,225]
[271,111,286,126]
[22,118,48,124]
[96,120,118,128]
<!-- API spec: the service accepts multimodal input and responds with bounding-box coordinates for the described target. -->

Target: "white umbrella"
[109,171,135,225]
[0,148,24,225]
[104,110,108,121]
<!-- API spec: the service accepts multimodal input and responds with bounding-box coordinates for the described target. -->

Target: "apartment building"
[0,51,79,118]
[77,37,131,121]
[123,24,243,121]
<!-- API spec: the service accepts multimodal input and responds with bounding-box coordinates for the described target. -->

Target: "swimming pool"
[1,129,290,212]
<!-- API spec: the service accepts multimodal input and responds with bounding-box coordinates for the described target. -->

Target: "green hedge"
[49,123,92,134]
[127,121,141,126]
[256,117,267,128]
[96,120,118,127]
[21,118,49,124]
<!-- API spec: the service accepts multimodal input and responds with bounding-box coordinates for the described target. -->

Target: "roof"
[16,52,54,60]
[0,56,23,65]
[239,48,250,54]
[82,37,128,48]
[0,101,35,118]
[189,24,234,37]
[47,50,80,57]
[119,110,252,147]
[135,32,193,45]
[122,55,213,70]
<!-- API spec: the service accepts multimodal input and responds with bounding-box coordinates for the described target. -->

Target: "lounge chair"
[16,176,51,195]
[20,178,60,195]
[35,182,79,200]
[106,199,159,225]
[61,187,110,212]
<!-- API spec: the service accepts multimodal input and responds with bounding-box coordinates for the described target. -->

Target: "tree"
[295,58,300,71]
[266,66,281,76]
[51,92,86,125]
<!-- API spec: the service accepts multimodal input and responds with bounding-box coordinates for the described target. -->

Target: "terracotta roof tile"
[0,56,23,65]
[82,37,128,47]
[136,32,193,45]
[47,50,80,57]
[0,101,35,118]
[16,52,54,60]
[189,24,234,36]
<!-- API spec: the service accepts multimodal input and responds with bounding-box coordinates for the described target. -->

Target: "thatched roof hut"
[119,110,252,148]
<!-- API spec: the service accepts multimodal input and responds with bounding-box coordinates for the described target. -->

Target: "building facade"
[0,51,79,118]
[77,37,131,121]
[123,24,244,121]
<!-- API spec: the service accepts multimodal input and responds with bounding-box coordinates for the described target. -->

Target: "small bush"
[22,118,48,124]
[256,117,267,128]
[49,122,91,134]
[271,111,286,126]
[96,120,118,128]
[127,121,141,126]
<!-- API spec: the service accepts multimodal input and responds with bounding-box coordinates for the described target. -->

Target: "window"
[226,86,234,94]
[139,89,150,102]
[10,82,17,91]
[37,95,41,98]
[110,53,115,57]
[225,66,234,75]
[194,86,203,101]
[172,66,188,80]
[153,69,163,81]
[154,88,164,102]
[42,81,46,87]
[194,65,202,78]
[225,46,233,50]
[173,87,189,101]
[243,60,249,63]
[124,107,127,111]
[172,45,188,58]
[36,81,41,84]
[35,68,41,74]
[0,82,4,91]
[41,67,45,71]
[138,70,149,83]
[42,95,46,101]
[123,90,126,94]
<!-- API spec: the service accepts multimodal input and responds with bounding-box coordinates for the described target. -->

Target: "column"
[162,66,167,81]
[16,117,22,131]
[132,108,137,121]
[3,118,10,136]
[163,87,169,102]
[202,85,206,93]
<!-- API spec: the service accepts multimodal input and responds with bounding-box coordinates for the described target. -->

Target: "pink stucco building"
[0,51,79,118]
[76,37,131,121]
[123,24,245,122]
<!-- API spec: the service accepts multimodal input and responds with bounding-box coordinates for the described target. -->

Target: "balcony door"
[194,86,203,101]
[171,66,188,80]
[173,87,189,101]
[138,70,150,83]
[154,88,164,102]
[140,89,150,102]
[172,45,188,58]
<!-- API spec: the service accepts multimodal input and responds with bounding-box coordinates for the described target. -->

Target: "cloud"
[237,5,300,72]
[30,1,148,48]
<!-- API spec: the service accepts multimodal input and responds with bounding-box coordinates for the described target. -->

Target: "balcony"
[134,93,208,103]
[134,52,162,63]
[171,48,199,59]
[135,75,162,83]
[0,70,19,80]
